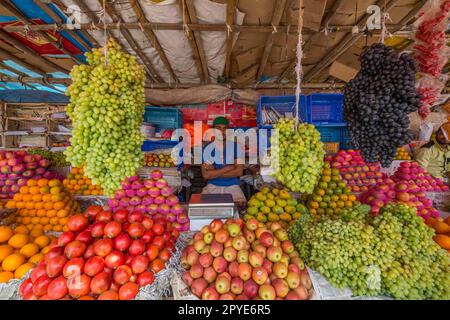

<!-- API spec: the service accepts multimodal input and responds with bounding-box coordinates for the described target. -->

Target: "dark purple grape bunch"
[344,44,421,167]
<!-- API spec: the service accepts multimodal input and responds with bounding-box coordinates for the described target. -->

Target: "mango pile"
[244,187,308,228]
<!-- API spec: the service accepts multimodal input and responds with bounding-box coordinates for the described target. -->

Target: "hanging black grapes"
[344,43,421,167]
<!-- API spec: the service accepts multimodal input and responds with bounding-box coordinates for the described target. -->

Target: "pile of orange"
[63,167,103,196]
[5,178,80,232]
[308,162,359,217]
[426,216,450,253]
[395,147,411,160]
[0,225,55,283]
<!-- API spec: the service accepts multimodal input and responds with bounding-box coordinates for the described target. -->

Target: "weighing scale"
[188,194,237,230]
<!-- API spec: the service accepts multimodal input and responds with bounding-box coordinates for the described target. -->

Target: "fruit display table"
[307,268,392,300]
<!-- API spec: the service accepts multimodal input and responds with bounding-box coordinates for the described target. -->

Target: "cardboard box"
[329,60,359,82]
[235,46,265,72]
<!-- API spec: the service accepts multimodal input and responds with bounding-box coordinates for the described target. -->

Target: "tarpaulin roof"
[0,0,443,93]
[0,89,69,103]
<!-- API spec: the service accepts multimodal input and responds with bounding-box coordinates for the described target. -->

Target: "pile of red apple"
[19,205,179,300]
[360,178,440,219]
[325,150,385,193]
[0,150,54,199]
[181,218,312,300]
[107,171,189,232]
[391,162,449,192]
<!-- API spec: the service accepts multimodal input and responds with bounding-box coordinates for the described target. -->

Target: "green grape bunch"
[289,203,450,299]
[272,119,325,193]
[64,39,145,196]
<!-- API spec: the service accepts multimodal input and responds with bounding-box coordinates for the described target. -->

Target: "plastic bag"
[416,73,448,118]
[419,122,434,141]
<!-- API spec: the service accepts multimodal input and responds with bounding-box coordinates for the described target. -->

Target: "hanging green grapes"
[272,119,325,193]
[65,39,145,196]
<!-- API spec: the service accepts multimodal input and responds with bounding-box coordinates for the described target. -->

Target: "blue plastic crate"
[306,93,344,124]
[142,140,179,152]
[342,127,353,150]
[144,106,183,131]
[316,125,351,150]
[257,95,307,128]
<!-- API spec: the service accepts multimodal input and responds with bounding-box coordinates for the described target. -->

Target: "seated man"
[201,116,246,203]
[415,122,450,182]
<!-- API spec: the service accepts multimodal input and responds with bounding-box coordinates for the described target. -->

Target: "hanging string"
[380,12,392,44]
[102,0,108,65]
[181,0,190,38]
[23,24,30,36]
[285,24,290,60]
[271,24,277,34]
[294,0,304,129]
[226,23,232,39]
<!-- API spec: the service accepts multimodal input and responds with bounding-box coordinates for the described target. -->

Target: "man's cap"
[213,116,229,127]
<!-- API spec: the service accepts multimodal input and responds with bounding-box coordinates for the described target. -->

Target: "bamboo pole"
[0,75,346,90]
[0,22,414,34]
[0,0,83,65]
[303,0,424,82]
[185,0,210,83]
[52,0,101,48]
[178,0,206,83]
[224,0,236,79]
[129,0,178,83]
[257,0,289,80]
[99,0,162,82]
[0,29,70,73]
[33,0,92,50]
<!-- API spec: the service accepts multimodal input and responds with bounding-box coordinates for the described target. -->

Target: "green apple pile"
[65,39,145,196]
[272,119,325,193]
[244,186,308,228]
[289,204,450,299]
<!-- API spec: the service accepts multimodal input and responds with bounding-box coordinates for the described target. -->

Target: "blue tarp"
[0,90,69,103]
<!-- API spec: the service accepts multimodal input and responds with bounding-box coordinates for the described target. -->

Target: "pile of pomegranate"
[181,218,312,300]
[326,150,385,193]
[0,150,54,199]
[107,170,189,232]
[391,161,448,192]
[19,206,179,300]
[360,179,440,219]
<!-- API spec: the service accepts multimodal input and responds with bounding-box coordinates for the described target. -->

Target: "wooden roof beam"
[99,0,162,82]
[224,0,235,79]
[0,29,70,73]
[0,46,47,76]
[71,0,115,43]
[303,0,418,82]
[321,0,346,28]
[256,0,289,80]
[182,0,209,83]
[0,61,63,92]
[0,0,83,65]
[52,0,101,48]
[129,0,178,83]
[33,0,92,50]
[0,74,346,90]
[278,0,351,83]
[1,22,414,34]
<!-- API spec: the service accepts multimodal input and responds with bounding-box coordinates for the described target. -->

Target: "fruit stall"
[0,0,449,303]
